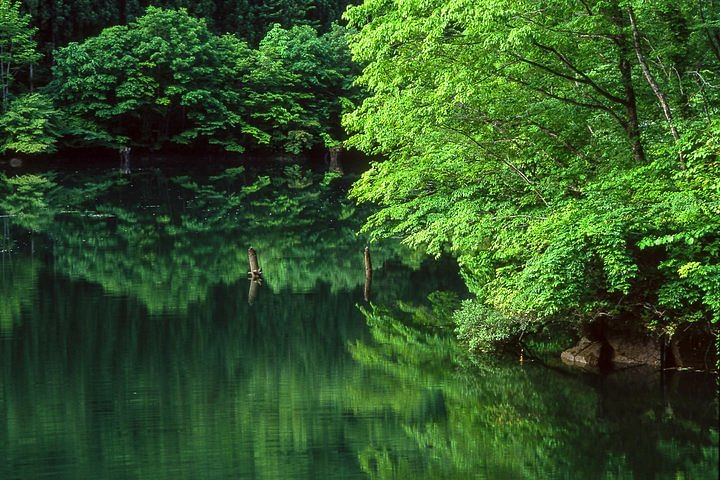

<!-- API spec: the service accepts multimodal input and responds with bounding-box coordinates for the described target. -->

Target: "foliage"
[0,93,59,154]
[46,7,357,153]
[50,8,264,151]
[344,0,720,349]
[254,23,358,152]
[0,0,50,155]
[636,122,720,331]
[454,300,525,354]
[0,172,56,231]
[21,0,355,49]
[0,0,41,111]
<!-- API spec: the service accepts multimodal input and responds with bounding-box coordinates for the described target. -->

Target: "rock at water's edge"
[561,337,605,368]
[562,326,715,371]
[607,333,661,368]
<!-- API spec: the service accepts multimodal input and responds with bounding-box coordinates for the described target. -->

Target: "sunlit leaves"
[0,93,60,154]
[0,0,41,110]
[344,0,720,349]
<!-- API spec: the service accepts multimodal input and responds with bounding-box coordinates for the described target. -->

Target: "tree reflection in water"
[0,166,716,479]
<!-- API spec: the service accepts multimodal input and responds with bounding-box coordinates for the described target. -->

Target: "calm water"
[0,163,717,479]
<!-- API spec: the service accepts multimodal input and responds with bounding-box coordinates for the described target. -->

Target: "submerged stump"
[248,247,262,278]
[364,246,372,302]
[119,147,131,174]
[247,247,263,304]
[248,278,262,305]
[329,147,344,175]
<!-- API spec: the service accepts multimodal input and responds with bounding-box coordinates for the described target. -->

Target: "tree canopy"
[22,0,356,48]
[344,0,720,350]
[0,5,358,154]
[50,7,265,151]
[1,0,718,355]
[0,0,41,111]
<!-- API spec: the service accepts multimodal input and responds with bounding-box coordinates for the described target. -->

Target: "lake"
[0,162,717,479]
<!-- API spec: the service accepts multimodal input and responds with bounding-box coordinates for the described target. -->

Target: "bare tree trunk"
[701,0,720,62]
[248,247,261,277]
[611,13,646,163]
[628,7,681,146]
[248,279,260,305]
[670,338,684,368]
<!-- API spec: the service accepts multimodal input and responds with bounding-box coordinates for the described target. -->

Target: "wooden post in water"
[2,217,7,253]
[247,247,262,304]
[248,247,261,278]
[248,278,261,305]
[329,146,344,175]
[119,147,131,174]
[364,246,372,302]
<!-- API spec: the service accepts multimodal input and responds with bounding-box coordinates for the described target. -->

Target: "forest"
[1,0,719,358]
[1,3,718,477]
[1,0,357,154]
[343,0,720,355]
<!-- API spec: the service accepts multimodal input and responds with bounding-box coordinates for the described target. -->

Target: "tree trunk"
[329,147,343,174]
[1,83,7,113]
[670,338,684,368]
[364,247,372,278]
[1,52,8,113]
[628,7,681,145]
[611,12,646,163]
[363,247,372,302]
[119,147,131,174]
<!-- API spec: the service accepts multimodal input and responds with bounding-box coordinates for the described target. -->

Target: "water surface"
[0,164,717,479]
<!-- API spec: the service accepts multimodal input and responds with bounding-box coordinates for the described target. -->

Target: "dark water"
[0,164,717,479]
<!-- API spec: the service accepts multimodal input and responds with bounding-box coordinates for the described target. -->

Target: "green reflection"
[349,297,719,480]
[1,167,417,314]
[0,255,39,333]
[0,167,716,480]
[0,257,451,478]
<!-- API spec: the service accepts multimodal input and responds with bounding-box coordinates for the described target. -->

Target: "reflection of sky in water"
[0,168,717,479]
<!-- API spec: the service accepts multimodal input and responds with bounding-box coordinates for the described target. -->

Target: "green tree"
[0,93,59,154]
[50,7,267,151]
[49,8,357,154]
[254,23,357,153]
[21,0,356,54]
[0,0,40,112]
[344,0,720,350]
